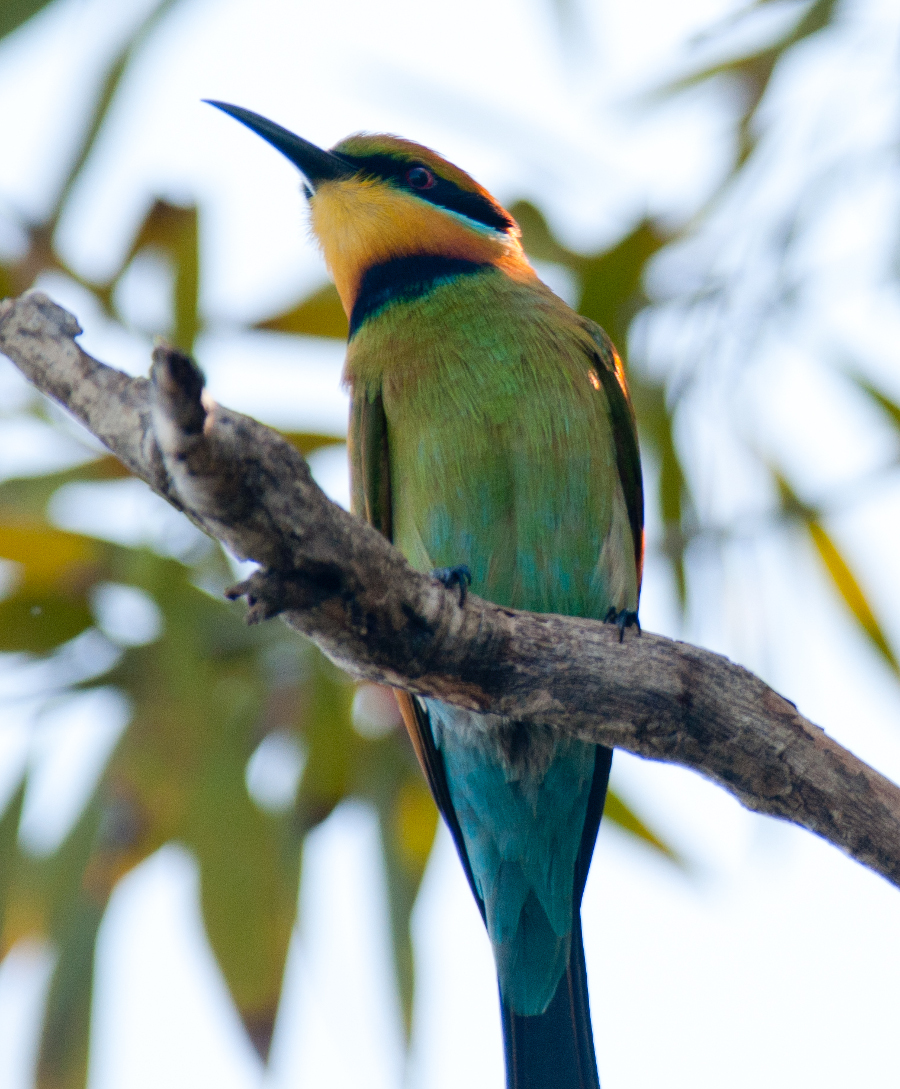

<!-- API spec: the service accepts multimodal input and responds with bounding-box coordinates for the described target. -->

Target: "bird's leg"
[432,564,472,607]
[604,607,641,643]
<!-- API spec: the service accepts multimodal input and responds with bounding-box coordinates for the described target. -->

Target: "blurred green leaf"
[32,778,155,1089]
[512,201,669,350]
[0,779,26,951]
[185,676,299,1059]
[630,378,692,605]
[120,200,200,351]
[36,897,103,1089]
[369,745,438,1036]
[576,221,669,351]
[0,0,56,42]
[0,457,132,518]
[777,474,900,678]
[3,787,96,953]
[509,200,576,266]
[48,0,182,231]
[73,560,308,1056]
[255,283,348,340]
[294,656,357,834]
[0,592,94,653]
[661,0,840,164]
[846,372,900,435]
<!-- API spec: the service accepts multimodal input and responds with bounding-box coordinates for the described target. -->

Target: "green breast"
[347,266,639,619]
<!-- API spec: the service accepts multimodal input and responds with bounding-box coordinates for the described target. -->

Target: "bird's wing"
[348,386,486,918]
[349,385,393,541]
[585,321,645,591]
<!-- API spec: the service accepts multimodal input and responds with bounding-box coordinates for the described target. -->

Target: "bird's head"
[207,102,532,315]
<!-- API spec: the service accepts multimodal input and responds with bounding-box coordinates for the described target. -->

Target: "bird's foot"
[432,564,472,607]
[604,607,641,642]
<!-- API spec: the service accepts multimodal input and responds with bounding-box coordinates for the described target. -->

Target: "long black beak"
[204,101,352,190]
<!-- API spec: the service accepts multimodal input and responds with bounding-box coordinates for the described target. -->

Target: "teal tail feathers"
[500,915,599,1089]
[403,690,612,1089]
[499,744,612,1089]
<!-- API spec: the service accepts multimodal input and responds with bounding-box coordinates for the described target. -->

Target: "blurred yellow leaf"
[0,260,15,299]
[777,473,900,678]
[807,521,900,678]
[604,790,686,867]
[393,778,439,868]
[0,523,98,589]
[282,431,346,457]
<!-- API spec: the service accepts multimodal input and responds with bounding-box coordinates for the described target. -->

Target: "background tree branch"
[3,289,899,896]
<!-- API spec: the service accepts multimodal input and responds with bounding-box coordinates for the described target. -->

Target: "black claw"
[433,564,472,607]
[604,607,641,642]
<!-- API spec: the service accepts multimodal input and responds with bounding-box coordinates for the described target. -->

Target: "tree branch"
[3,290,900,889]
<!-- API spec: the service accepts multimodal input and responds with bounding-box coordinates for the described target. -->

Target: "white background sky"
[2,0,900,1087]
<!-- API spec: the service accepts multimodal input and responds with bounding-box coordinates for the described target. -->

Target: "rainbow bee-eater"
[209,101,643,1089]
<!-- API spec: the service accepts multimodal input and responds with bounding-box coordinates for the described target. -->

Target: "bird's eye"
[406,166,436,190]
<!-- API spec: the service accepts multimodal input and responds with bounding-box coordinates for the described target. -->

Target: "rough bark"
[2,290,899,889]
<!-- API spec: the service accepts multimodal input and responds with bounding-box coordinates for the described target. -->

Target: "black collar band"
[349,255,490,337]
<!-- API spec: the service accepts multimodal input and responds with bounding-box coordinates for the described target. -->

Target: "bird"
[208,100,643,1089]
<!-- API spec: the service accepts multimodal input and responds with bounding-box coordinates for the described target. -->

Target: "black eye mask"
[335,152,515,234]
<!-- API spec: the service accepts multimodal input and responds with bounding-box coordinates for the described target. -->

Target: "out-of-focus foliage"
[662,0,842,165]
[0,0,56,42]
[776,472,900,679]
[647,0,900,662]
[255,283,349,340]
[3,0,900,1085]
